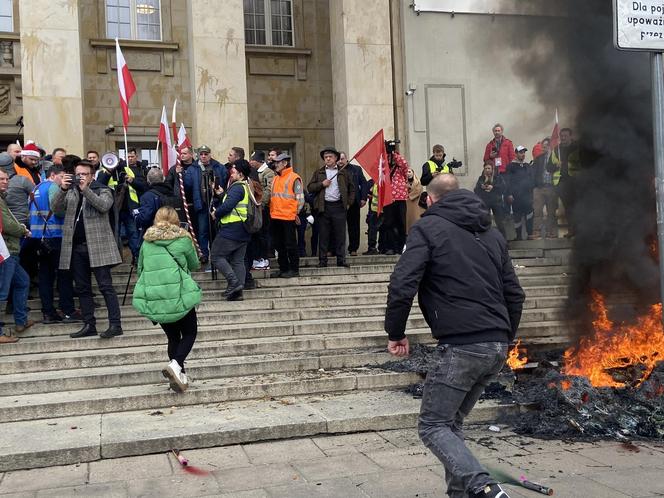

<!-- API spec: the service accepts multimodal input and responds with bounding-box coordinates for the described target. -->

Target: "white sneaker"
[252,259,262,270]
[260,259,270,270]
[162,359,187,393]
[181,372,188,386]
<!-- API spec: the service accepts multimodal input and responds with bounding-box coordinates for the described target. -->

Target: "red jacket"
[483,137,515,174]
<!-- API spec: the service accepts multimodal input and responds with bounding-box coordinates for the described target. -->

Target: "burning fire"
[506,339,528,370]
[563,290,664,388]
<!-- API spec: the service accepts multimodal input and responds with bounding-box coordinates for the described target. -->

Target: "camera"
[384,139,400,155]
[447,158,463,169]
[104,124,115,134]
[117,170,127,184]
[74,174,83,183]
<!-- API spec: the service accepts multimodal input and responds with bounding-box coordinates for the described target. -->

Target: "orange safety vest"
[270,167,301,221]
[14,164,35,185]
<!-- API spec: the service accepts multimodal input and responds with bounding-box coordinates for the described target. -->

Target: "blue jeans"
[418,342,508,497]
[119,210,140,259]
[195,209,210,259]
[0,255,30,335]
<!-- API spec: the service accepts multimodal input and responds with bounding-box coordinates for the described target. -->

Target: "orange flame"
[506,339,528,370]
[563,290,664,388]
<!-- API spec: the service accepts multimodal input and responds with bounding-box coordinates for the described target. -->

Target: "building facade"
[7,0,571,185]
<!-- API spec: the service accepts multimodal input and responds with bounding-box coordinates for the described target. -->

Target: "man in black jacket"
[384,174,524,498]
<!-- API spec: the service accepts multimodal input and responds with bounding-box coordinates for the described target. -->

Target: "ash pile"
[501,362,664,441]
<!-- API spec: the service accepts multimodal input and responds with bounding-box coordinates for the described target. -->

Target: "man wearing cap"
[195,145,227,263]
[307,147,355,268]
[269,153,304,277]
[505,146,535,241]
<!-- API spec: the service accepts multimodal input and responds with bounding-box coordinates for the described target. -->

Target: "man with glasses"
[53,160,123,339]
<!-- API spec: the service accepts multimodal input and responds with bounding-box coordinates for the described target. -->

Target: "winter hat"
[233,159,251,179]
[20,143,41,158]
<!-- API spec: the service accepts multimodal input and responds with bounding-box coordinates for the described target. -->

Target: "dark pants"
[318,201,347,264]
[271,219,299,272]
[511,197,534,240]
[195,208,210,259]
[258,205,271,259]
[380,200,406,253]
[19,237,39,282]
[557,177,576,235]
[245,233,260,282]
[161,308,198,372]
[419,342,508,497]
[297,213,307,257]
[367,211,378,251]
[485,202,506,238]
[38,238,75,316]
[346,201,361,253]
[119,210,140,259]
[211,236,248,287]
[71,244,121,328]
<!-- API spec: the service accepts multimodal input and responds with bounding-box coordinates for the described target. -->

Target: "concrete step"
[0,368,423,422]
[0,390,515,472]
[1,305,568,357]
[508,238,572,250]
[1,349,395,396]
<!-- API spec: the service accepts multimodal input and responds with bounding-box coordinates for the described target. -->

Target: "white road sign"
[615,0,664,50]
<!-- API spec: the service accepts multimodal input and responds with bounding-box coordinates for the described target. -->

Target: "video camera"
[384,139,400,155]
[447,158,463,169]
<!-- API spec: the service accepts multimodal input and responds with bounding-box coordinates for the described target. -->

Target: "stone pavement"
[1,425,663,497]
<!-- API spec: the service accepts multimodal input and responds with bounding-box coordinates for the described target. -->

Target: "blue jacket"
[135,182,174,230]
[214,181,250,242]
[29,180,64,239]
[166,162,203,213]
[196,158,228,192]
[347,163,369,204]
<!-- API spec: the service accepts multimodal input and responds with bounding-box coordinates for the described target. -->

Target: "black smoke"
[511,1,657,330]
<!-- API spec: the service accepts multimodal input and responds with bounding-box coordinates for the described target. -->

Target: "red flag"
[177,123,192,149]
[353,129,393,215]
[550,109,560,150]
[171,100,179,148]
[158,106,177,176]
[115,39,136,129]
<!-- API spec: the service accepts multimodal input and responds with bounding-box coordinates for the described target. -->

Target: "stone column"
[329,0,394,155]
[187,0,249,155]
[19,0,85,152]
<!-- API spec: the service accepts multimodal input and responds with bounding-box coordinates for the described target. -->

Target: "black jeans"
[511,197,534,240]
[367,211,378,251]
[38,238,75,316]
[346,201,361,253]
[258,205,271,259]
[419,342,508,497]
[318,201,347,264]
[161,308,198,371]
[380,200,406,253]
[271,219,299,272]
[71,244,121,328]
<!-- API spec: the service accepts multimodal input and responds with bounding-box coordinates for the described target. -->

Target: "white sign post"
[614,1,664,307]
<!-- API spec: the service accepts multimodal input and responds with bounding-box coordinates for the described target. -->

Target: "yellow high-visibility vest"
[221,181,249,224]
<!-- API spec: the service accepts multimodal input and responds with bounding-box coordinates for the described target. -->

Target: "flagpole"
[123,126,129,161]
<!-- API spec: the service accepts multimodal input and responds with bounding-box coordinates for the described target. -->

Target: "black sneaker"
[70,324,97,338]
[317,261,328,268]
[362,249,379,255]
[226,291,244,301]
[337,261,350,268]
[471,484,511,498]
[42,313,63,324]
[244,279,257,290]
[282,270,300,278]
[99,325,123,339]
[270,271,284,278]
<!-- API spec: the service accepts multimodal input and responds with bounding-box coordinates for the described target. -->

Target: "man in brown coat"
[307,146,355,268]
[53,160,123,339]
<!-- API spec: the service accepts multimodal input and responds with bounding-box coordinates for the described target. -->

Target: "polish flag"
[353,129,393,215]
[115,39,136,129]
[158,106,178,176]
[550,109,561,151]
[177,123,192,150]
[171,100,179,147]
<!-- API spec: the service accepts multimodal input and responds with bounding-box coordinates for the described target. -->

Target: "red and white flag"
[550,109,560,151]
[115,39,136,129]
[353,129,393,215]
[177,123,192,150]
[158,106,178,176]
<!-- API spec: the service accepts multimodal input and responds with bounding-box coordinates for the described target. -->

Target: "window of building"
[106,0,162,41]
[0,0,13,32]
[244,0,293,47]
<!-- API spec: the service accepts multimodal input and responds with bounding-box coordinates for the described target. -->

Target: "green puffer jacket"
[132,224,201,323]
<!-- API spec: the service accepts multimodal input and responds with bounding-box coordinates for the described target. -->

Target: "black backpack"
[154,189,187,223]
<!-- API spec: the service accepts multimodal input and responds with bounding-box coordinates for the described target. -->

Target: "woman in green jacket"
[132,206,201,392]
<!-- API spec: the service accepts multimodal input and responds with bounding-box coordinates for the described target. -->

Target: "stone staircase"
[0,239,573,471]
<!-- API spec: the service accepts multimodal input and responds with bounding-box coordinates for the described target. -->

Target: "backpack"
[236,181,262,234]
[154,189,187,223]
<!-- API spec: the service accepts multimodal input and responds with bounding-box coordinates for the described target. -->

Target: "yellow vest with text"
[221,181,249,225]
[107,166,139,204]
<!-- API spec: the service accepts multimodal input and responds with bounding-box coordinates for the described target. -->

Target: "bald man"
[384,174,524,498]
